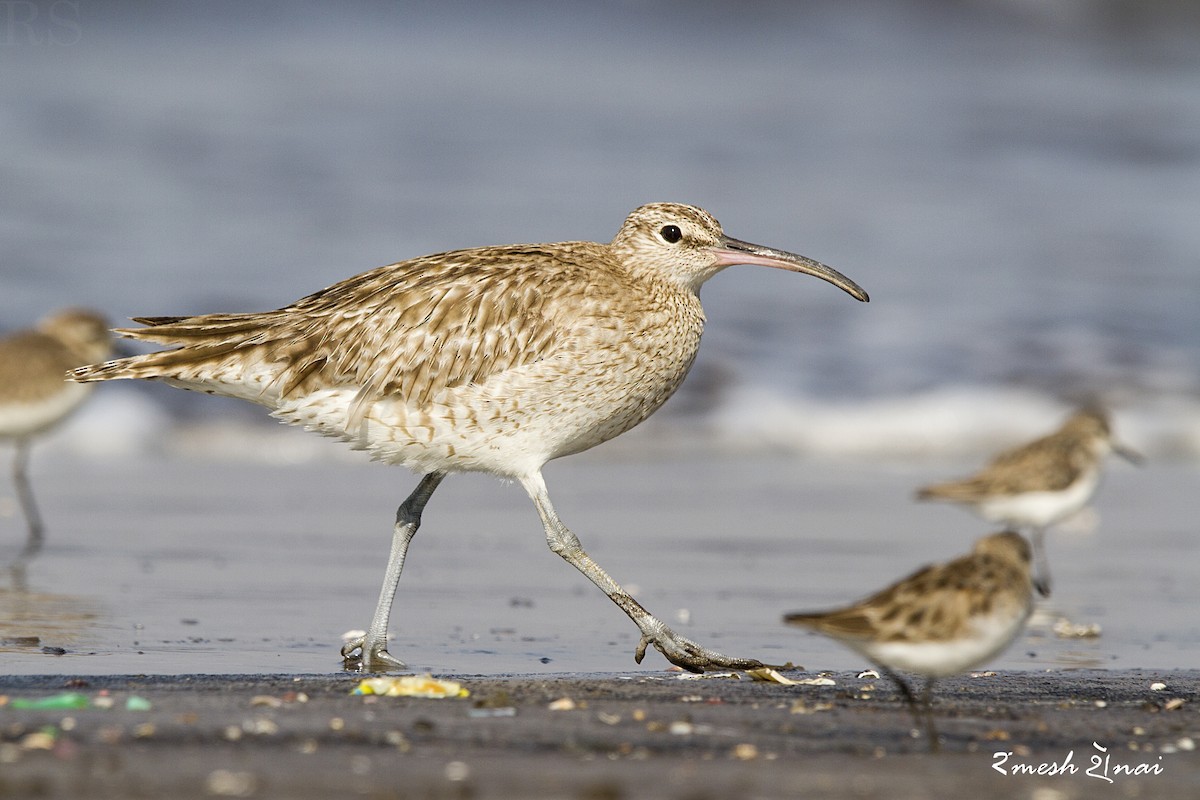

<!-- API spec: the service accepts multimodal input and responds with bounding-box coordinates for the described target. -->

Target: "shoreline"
[1,669,1196,799]
[3,450,1195,677]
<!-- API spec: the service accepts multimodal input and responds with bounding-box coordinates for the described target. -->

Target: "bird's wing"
[71,242,628,423]
[917,432,1081,499]
[0,333,76,403]
[787,560,979,643]
[977,433,1081,492]
[279,245,608,414]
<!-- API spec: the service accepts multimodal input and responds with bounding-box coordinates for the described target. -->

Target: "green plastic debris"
[9,692,90,710]
[125,695,152,711]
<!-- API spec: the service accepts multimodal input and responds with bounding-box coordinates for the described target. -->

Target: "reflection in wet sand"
[0,563,103,655]
[0,450,1192,676]
[1025,606,1109,670]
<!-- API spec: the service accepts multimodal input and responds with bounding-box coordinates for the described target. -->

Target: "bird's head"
[974,530,1033,566]
[38,308,114,363]
[610,202,868,301]
[1067,407,1143,464]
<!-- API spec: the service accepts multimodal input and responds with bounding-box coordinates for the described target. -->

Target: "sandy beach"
[2,432,1195,676]
[0,437,1196,797]
[0,670,1197,799]
[3,2,1198,795]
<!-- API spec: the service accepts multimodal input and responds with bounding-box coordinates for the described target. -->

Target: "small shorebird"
[71,202,869,672]
[915,408,1141,596]
[784,530,1035,751]
[1,308,114,557]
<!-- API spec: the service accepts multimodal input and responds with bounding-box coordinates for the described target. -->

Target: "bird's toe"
[639,629,769,673]
[340,636,407,672]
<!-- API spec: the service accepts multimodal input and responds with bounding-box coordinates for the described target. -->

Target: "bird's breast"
[276,288,707,477]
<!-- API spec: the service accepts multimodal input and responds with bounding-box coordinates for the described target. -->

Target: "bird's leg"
[342,471,444,672]
[12,439,44,561]
[881,667,940,752]
[920,677,940,752]
[521,473,770,673]
[1030,527,1052,597]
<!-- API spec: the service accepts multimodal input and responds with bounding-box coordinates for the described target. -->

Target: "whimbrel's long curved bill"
[712,236,869,302]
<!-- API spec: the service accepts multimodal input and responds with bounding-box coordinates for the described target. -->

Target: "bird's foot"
[634,628,789,674]
[340,635,407,673]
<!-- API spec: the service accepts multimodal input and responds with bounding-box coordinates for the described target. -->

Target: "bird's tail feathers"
[68,312,277,384]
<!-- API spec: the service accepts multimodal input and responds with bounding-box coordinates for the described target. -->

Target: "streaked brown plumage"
[1,308,114,555]
[71,202,869,672]
[785,531,1035,751]
[917,409,1130,500]
[916,407,1140,596]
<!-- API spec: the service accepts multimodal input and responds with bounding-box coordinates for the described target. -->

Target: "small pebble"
[731,743,758,761]
[467,707,516,718]
[205,769,257,798]
[243,718,279,736]
[20,732,56,751]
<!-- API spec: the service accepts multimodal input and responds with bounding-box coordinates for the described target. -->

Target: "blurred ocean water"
[2,0,1198,461]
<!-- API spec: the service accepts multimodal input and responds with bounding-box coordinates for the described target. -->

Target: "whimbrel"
[1,308,114,557]
[785,531,1035,751]
[72,202,869,672]
[916,408,1140,597]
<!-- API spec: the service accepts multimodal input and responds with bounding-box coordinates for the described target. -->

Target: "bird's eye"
[660,225,682,244]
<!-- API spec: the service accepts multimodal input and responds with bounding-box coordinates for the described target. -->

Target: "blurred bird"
[915,408,1140,596]
[784,530,1035,751]
[70,202,869,672]
[0,308,114,557]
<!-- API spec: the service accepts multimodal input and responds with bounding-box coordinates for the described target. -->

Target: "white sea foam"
[707,384,1200,461]
[30,381,1200,465]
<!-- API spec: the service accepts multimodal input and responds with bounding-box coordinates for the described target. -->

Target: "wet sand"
[1,440,1195,676]
[1,440,1197,796]
[1,670,1197,799]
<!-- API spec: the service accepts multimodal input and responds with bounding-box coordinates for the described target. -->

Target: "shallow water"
[1,446,1194,675]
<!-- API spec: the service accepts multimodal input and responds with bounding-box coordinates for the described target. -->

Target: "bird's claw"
[340,635,407,673]
[635,630,773,674]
